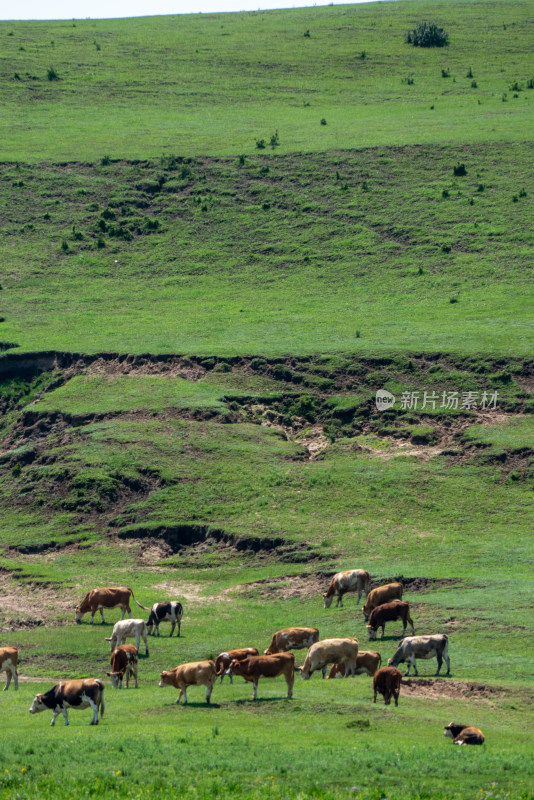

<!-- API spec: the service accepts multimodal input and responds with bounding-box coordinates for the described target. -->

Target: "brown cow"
[75,586,149,624]
[373,667,402,706]
[29,679,104,725]
[362,583,403,620]
[215,648,259,684]
[444,722,485,745]
[323,569,370,608]
[264,627,319,655]
[0,646,18,691]
[159,660,217,705]
[228,652,295,700]
[367,601,415,640]
[106,644,139,689]
[327,650,381,679]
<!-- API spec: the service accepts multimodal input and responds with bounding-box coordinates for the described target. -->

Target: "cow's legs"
[99,607,105,624]
[88,698,99,725]
[321,666,327,679]
[444,653,450,675]
[435,653,443,675]
[394,688,399,706]
[177,618,181,636]
[126,604,132,619]
[373,688,377,703]
[120,607,126,620]
[50,710,61,726]
[142,629,149,656]
[286,672,294,699]
[337,593,344,608]
[169,621,175,637]
[252,680,258,701]
[4,669,12,690]
[206,679,214,704]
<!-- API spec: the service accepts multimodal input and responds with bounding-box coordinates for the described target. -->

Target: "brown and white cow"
[105,619,149,656]
[444,722,485,745]
[323,569,370,608]
[75,586,149,624]
[367,601,415,640]
[29,679,105,726]
[0,646,18,691]
[228,652,295,700]
[264,627,319,655]
[373,667,402,706]
[159,660,217,705]
[147,601,183,637]
[106,644,139,689]
[215,648,259,684]
[299,638,359,680]
[362,582,403,620]
[388,634,450,676]
[327,650,381,679]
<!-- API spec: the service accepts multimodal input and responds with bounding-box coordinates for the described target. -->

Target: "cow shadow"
[231,697,293,706]
[163,702,221,709]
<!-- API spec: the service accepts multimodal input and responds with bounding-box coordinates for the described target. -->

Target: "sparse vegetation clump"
[406,21,449,48]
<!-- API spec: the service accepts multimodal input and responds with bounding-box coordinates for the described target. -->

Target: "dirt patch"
[152,580,227,605]
[400,678,506,702]
[372,576,460,593]
[230,571,328,601]
[0,573,74,631]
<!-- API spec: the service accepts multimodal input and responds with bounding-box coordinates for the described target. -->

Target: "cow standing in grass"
[228,652,295,700]
[300,638,359,680]
[105,619,149,656]
[29,679,105,726]
[362,583,403,621]
[323,569,370,608]
[0,647,18,691]
[388,634,450,676]
[373,667,402,706]
[147,601,183,637]
[264,627,319,655]
[366,601,415,640]
[106,644,139,688]
[75,586,149,624]
[159,661,217,705]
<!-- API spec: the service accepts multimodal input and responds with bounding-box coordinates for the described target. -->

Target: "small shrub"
[512,195,518,203]
[359,51,366,59]
[441,68,450,78]
[14,72,21,80]
[502,92,508,102]
[406,21,449,48]
[61,239,69,252]
[101,155,111,166]
[320,118,327,125]
[453,163,467,176]
[96,236,106,249]
[355,330,361,338]
[94,40,101,51]
[256,139,266,149]
[404,76,414,85]
[477,184,485,192]
[519,188,527,197]
[466,67,473,78]
[259,165,269,175]
[442,189,450,198]
[144,218,160,231]
[449,296,458,304]
[527,78,534,89]
[303,29,310,37]
[417,266,424,275]
[238,154,246,165]
[47,66,59,81]
[262,203,270,210]
[361,181,369,192]
[270,130,280,148]
[471,80,477,88]
[509,80,522,92]
[441,244,451,253]
[101,207,115,220]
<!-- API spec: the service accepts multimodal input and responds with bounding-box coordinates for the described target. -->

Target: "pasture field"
[0,0,533,798]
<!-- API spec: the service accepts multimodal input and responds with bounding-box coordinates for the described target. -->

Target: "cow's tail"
[130,590,150,611]
[214,655,226,676]
[96,680,105,718]
[377,652,382,668]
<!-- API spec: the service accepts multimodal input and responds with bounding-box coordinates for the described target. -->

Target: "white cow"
[105,619,149,656]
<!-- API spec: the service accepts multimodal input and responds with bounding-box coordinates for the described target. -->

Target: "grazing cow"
[159,660,217,705]
[215,648,259,684]
[373,667,402,706]
[362,582,403,621]
[327,650,381,679]
[444,722,485,745]
[105,619,149,656]
[228,652,295,700]
[264,627,319,655]
[388,634,450,676]
[323,569,370,608]
[367,601,415,640]
[147,601,183,637]
[0,646,18,691]
[29,679,104,726]
[300,638,359,680]
[106,644,138,689]
[75,586,149,624]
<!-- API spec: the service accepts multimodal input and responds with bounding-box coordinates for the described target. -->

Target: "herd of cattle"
[0,570,484,744]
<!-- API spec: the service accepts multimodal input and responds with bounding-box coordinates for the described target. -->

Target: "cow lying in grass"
[444,722,485,745]
[29,679,105,726]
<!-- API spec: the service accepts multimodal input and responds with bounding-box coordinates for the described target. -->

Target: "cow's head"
[443,722,459,739]
[29,694,46,714]
[106,672,123,689]
[362,607,371,621]
[323,593,333,609]
[366,625,377,640]
[75,607,83,623]
[227,660,241,678]
[158,671,173,688]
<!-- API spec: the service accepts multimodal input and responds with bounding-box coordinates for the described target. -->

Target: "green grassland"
[0,0,533,798]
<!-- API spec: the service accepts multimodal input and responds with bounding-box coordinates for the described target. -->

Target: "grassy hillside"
[1,1,533,160]
[0,1,533,799]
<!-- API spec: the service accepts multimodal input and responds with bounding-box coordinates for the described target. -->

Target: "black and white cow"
[388,634,450,676]
[29,679,105,726]
[146,601,183,637]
